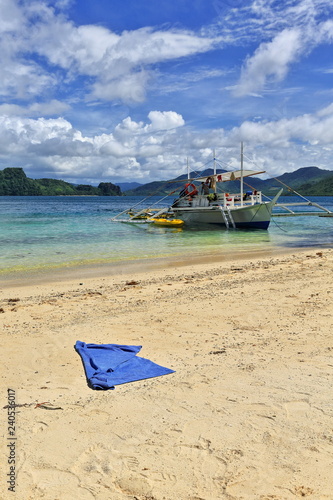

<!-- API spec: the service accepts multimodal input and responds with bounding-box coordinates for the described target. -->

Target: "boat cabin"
[173,189,263,209]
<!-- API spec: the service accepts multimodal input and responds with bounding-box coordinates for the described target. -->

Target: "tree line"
[0,168,122,196]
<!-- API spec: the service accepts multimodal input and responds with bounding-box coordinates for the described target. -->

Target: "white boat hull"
[172,196,280,229]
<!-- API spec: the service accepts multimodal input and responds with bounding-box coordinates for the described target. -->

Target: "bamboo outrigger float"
[273,202,333,217]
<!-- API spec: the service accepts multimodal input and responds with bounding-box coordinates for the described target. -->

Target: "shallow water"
[0,195,332,276]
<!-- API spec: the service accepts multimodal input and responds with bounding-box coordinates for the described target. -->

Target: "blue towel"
[75,341,175,390]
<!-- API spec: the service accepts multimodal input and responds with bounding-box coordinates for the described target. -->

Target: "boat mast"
[187,157,190,180]
[240,142,244,207]
[213,149,216,193]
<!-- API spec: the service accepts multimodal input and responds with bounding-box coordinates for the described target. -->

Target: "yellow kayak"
[149,218,184,227]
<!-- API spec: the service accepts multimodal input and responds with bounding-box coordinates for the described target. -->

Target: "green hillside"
[125,166,333,197]
[0,168,121,196]
[0,168,42,195]
[297,175,333,195]
[1,165,332,197]
[36,178,78,195]
[257,167,333,193]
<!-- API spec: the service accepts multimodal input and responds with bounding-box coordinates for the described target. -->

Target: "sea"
[1,195,333,279]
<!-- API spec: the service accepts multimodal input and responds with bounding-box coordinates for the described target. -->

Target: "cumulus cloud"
[0,0,333,184]
[0,110,186,178]
[147,111,185,130]
[232,12,333,96]
[0,61,57,100]
[212,0,333,96]
[230,102,333,147]
[233,29,303,97]
[0,1,218,104]
[0,104,333,182]
[98,111,185,159]
[113,111,184,137]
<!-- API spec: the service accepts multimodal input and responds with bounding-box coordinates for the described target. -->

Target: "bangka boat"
[111,143,333,229]
[169,144,282,229]
[171,174,282,230]
[118,170,282,230]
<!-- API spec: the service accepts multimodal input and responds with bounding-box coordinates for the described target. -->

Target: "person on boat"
[201,182,210,195]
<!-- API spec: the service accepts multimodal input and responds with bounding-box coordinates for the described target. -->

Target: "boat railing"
[173,191,264,209]
[220,191,262,207]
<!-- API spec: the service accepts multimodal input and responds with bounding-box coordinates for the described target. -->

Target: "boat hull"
[172,202,274,229]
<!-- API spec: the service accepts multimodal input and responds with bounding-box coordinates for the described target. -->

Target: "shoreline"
[1,247,332,499]
[0,244,308,289]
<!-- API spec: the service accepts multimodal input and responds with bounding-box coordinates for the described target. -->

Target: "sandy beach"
[1,248,333,500]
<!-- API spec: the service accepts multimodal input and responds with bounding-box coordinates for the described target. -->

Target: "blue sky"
[0,0,333,184]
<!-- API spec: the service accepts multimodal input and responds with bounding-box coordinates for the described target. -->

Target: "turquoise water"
[0,195,333,275]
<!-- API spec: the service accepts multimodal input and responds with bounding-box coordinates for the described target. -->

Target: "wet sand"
[1,248,332,499]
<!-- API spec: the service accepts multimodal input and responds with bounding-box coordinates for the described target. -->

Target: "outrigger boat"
[171,175,282,230]
[111,143,333,229]
[169,143,282,229]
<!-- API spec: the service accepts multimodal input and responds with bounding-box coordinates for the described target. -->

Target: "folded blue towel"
[75,341,175,390]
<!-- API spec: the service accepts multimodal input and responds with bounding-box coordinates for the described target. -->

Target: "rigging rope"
[111,181,179,220]
[242,152,315,202]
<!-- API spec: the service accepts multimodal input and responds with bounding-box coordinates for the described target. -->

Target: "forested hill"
[125,166,333,196]
[1,165,332,197]
[0,168,121,196]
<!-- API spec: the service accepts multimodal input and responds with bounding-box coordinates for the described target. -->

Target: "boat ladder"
[220,206,236,229]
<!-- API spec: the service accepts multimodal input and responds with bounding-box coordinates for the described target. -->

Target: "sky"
[0,0,333,185]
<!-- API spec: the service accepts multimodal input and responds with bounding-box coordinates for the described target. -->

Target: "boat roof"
[195,169,265,183]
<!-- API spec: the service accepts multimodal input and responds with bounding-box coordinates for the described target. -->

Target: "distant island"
[0,165,332,197]
[0,168,122,196]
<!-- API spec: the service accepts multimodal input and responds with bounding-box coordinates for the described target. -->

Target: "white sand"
[1,249,333,499]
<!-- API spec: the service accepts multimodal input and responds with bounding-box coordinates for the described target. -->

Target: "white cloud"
[232,11,333,97]
[317,103,333,117]
[0,0,333,184]
[312,18,333,43]
[154,67,228,95]
[232,103,333,146]
[0,100,70,117]
[113,111,184,137]
[0,110,186,179]
[233,29,303,97]
[0,0,331,107]
[97,111,185,159]
[147,111,185,130]
[0,61,57,100]
[212,0,333,97]
[0,104,333,183]
[91,70,150,103]
[0,2,218,104]
[0,0,25,33]
[73,27,218,102]
[215,0,333,41]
